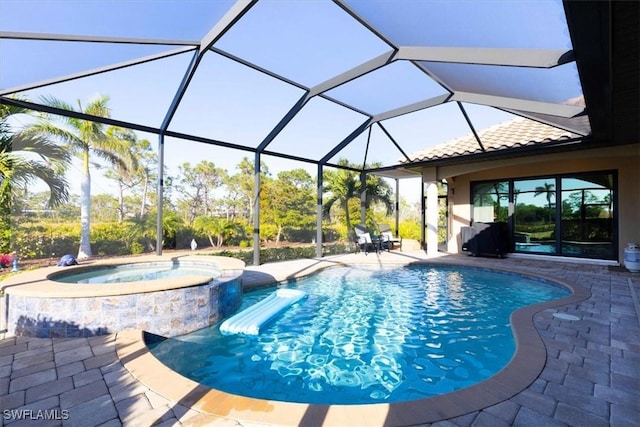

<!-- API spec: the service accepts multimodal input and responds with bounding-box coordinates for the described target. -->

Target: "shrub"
[130,241,145,254]
[399,221,421,240]
[200,242,350,265]
[260,223,279,242]
[282,227,315,243]
[0,253,13,268]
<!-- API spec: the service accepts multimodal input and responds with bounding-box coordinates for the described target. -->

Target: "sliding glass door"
[560,174,615,259]
[471,171,616,260]
[513,178,558,254]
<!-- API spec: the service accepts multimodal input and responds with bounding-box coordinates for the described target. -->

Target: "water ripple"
[150,265,568,404]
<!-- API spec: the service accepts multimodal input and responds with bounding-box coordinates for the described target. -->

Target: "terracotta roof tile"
[403,118,576,163]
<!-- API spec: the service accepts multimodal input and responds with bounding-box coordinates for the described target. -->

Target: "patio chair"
[378,224,402,251]
[353,224,378,255]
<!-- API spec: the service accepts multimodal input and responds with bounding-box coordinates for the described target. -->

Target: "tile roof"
[403,117,578,163]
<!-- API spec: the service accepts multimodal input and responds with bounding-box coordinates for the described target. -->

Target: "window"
[471,181,509,223]
[514,177,558,254]
[471,171,616,260]
[560,174,615,259]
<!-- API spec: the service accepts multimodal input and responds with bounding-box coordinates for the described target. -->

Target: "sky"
[0,0,581,205]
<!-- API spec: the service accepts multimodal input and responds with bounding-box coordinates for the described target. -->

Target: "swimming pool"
[52,262,220,284]
[150,264,569,405]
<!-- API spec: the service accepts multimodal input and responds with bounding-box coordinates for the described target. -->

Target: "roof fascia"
[562,0,611,143]
[403,134,588,168]
[452,92,584,118]
[365,163,422,177]
[501,109,589,136]
[396,46,574,68]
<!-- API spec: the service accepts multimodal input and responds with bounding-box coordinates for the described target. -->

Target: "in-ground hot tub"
[0,255,244,338]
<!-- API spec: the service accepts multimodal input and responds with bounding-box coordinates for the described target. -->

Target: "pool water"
[54,263,219,284]
[149,265,569,404]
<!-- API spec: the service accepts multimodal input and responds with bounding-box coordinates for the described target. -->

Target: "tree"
[193,215,232,247]
[103,127,140,222]
[175,161,227,225]
[323,159,393,237]
[28,95,135,259]
[261,169,315,244]
[534,182,556,223]
[0,102,70,212]
[362,166,393,215]
[323,160,360,234]
[225,157,269,223]
[1,102,71,254]
[132,139,157,218]
[90,194,119,223]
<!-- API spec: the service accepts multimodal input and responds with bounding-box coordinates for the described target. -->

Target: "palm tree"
[0,102,70,212]
[534,182,556,223]
[28,95,135,259]
[323,159,393,237]
[103,126,140,222]
[323,159,360,234]
[363,166,393,214]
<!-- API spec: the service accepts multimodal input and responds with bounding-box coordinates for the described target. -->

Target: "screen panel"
[0,0,233,40]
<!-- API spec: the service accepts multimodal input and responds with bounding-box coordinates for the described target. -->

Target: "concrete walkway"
[1,252,638,426]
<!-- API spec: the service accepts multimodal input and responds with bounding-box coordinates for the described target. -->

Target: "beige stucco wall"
[423,143,639,262]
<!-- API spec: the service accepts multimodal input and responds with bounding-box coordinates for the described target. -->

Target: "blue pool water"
[149,265,569,404]
[54,263,219,284]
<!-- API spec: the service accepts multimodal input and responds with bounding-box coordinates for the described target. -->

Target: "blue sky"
[0,0,580,203]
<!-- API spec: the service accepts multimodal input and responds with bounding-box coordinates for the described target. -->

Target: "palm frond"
[11,158,69,206]
[10,132,71,166]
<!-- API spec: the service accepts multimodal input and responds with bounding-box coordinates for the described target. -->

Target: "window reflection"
[513,178,557,254]
[561,174,614,259]
[472,181,509,223]
[471,172,616,260]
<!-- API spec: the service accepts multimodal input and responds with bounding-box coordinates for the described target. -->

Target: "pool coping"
[0,254,244,298]
[115,258,591,426]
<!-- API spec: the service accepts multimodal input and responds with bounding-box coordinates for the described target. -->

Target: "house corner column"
[426,181,439,257]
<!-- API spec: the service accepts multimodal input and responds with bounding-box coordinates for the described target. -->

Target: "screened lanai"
[1,0,633,264]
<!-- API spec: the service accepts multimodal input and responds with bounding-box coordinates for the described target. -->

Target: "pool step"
[219,288,306,335]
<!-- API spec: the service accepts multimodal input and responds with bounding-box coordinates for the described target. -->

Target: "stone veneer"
[0,255,244,338]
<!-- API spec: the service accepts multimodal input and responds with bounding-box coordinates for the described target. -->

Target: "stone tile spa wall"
[0,255,245,338]
[6,277,242,338]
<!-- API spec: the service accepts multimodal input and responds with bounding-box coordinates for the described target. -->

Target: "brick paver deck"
[0,252,638,426]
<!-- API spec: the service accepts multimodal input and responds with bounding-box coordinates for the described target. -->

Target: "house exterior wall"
[431,144,639,263]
